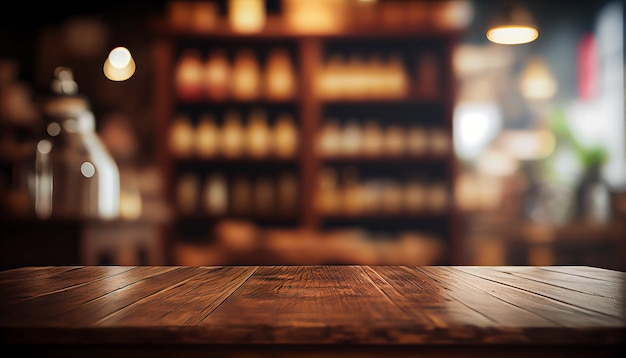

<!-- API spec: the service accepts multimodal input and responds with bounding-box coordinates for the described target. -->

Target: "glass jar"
[33,67,120,220]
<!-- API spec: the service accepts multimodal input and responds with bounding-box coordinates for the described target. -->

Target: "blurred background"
[0,0,624,270]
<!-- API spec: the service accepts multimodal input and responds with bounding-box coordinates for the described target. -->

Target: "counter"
[1,265,624,357]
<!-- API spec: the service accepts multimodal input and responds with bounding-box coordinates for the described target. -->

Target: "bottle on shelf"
[246,109,271,158]
[228,0,266,33]
[264,48,297,100]
[174,49,205,101]
[221,110,245,158]
[195,113,219,159]
[406,126,428,156]
[176,172,200,215]
[341,119,362,157]
[316,167,339,215]
[276,172,298,215]
[204,49,230,100]
[203,172,228,215]
[273,113,298,158]
[361,119,384,157]
[231,49,261,100]
[231,175,252,215]
[383,124,406,156]
[317,119,342,157]
[169,114,195,158]
[254,176,275,215]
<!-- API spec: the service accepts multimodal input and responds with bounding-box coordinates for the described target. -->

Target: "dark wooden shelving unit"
[151,5,463,264]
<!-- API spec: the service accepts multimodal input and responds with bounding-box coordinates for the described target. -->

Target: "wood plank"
[454,266,625,319]
[489,266,624,300]
[198,265,422,344]
[439,267,622,326]
[540,266,626,283]
[95,266,257,326]
[0,266,180,326]
[0,266,134,305]
[363,266,496,328]
[418,267,558,327]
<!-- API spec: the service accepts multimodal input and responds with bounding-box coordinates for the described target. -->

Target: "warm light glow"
[104,47,136,81]
[519,57,557,99]
[229,0,265,33]
[453,102,502,160]
[476,148,519,176]
[487,26,538,45]
[109,47,131,68]
[119,190,142,220]
[495,129,556,160]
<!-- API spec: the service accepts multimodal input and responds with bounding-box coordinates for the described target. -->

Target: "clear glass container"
[33,67,120,220]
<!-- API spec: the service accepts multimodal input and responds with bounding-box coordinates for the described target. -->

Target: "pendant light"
[486,2,538,45]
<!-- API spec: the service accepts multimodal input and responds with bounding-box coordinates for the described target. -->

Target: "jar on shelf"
[34,67,120,220]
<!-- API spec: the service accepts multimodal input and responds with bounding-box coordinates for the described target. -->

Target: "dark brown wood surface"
[1,265,624,355]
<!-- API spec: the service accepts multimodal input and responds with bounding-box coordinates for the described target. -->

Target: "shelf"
[152,17,464,41]
[176,98,298,106]
[321,154,449,164]
[173,156,299,164]
[321,212,449,220]
[177,213,299,226]
[320,98,445,106]
[152,8,462,263]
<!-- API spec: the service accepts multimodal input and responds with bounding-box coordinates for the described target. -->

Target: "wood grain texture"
[0,265,624,350]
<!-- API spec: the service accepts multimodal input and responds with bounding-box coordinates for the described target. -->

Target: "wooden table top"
[1,265,625,349]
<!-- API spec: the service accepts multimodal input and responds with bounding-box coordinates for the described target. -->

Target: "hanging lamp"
[486,2,539,45]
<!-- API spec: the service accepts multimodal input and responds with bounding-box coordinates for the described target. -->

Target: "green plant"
[548,108,609,169]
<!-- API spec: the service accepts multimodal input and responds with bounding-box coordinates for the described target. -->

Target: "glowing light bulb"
[487,26,538,45]
[104,46,136,81]
[109,47,131,68]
